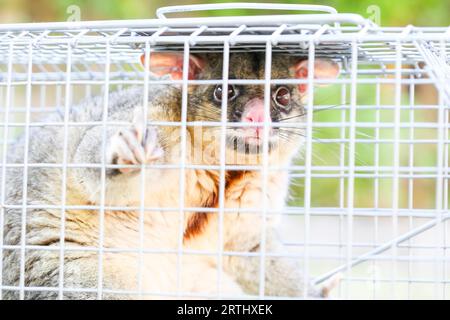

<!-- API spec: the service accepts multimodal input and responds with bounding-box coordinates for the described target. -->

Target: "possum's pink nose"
[242,98,271,139]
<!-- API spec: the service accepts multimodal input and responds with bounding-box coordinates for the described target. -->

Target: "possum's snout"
[241,97,273,144]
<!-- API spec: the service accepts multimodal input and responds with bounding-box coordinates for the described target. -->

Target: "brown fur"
[183,169,246,241]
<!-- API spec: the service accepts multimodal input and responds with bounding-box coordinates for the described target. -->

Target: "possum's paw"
[107,108,163,174]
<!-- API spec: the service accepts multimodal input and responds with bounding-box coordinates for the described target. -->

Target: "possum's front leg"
[220,171,329,298]
[225,228,326,298]
[106,108,163,175]
[72,107,164,205]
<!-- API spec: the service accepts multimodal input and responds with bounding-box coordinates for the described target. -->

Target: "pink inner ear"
[140,52,204,80]
[295,61,308,93]
[292,59,340,94]
[293,61,309,94]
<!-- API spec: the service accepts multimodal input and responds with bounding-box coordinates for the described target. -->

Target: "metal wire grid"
[0,7,450,299]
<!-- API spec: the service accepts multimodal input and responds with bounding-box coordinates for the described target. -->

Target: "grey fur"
[3,86,164,299]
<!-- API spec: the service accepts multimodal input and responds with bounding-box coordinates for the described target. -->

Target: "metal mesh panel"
[0,4,449,299]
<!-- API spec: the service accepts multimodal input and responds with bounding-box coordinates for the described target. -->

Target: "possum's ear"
[140,52,205,80]
[292,59,340,94]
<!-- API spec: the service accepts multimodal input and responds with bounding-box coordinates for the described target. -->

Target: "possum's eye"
[273,86,291,111]
[213,85,238,103]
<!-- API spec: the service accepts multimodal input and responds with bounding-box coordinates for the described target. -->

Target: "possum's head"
[141,52,339,164]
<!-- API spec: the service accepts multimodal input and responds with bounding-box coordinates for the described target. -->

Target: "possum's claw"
[318,273,342,298]
[107,108,163,174]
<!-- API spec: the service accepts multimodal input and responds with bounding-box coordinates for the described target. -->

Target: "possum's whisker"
[355,130,375,139]
[279,128,367,166]
[311,151,329,165]
[279,103,349,122]
[312,103,349,114]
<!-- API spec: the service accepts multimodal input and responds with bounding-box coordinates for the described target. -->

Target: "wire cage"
[0,3,450,299]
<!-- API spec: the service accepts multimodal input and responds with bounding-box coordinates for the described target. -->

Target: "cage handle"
[156,3,338,19]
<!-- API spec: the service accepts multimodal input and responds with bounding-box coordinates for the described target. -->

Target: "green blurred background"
[0,0,449,26]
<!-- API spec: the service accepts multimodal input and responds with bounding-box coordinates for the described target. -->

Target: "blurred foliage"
[0,0,449,26]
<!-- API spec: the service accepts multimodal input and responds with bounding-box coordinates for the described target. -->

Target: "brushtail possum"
[2,51,340,299]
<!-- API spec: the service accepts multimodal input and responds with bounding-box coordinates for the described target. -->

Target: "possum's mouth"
[226,129,278,154]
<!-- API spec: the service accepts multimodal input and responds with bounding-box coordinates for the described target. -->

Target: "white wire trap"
[0,3,449,299]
